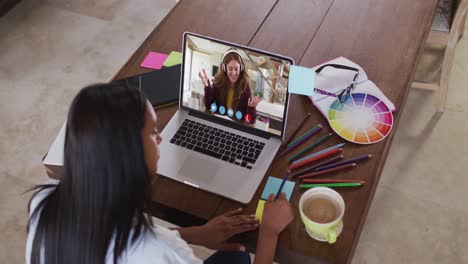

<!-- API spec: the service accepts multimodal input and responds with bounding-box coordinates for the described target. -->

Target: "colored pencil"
[302,179,365,184]
[287,124,322,148]
[290,155,344,178]
[298,163,357,180]
[280,124,323,156]
[315,154,372,171]
[275,170,290,200]
[300,182,363,189]
[286,122,318,148]
[288,133,332,162]
[291,143,346,164]
[282,113,311,148]
[290,148,343,170]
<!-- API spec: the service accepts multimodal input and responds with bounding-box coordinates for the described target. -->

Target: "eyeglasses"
[313,64,359,103]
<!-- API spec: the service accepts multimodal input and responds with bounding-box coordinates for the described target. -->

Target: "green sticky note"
[163,51,182,67]
[255,200,266,224]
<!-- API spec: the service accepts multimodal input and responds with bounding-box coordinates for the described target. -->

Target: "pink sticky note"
[140,52,168,70]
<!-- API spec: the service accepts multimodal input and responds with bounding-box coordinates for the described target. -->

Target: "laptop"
[157,32,294,204]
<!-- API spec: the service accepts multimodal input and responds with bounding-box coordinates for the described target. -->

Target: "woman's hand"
[190,208,259,251]
[248,96,261,107]
[260,193,294,237]
[198,69,211,87]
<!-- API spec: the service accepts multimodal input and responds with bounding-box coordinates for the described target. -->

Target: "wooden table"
[46,0,438,263]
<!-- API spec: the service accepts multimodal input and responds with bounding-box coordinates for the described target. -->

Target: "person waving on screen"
[199,48,261,124]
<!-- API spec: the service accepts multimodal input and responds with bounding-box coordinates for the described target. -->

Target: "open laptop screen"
[181,32,293,138]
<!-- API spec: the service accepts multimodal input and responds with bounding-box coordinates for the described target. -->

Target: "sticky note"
[261,176,295,201]
[289,65,315,96]
[255,200,266,223]
[140,51,168,70]
[163,51,183,67]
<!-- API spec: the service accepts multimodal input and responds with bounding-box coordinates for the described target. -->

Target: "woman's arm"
[173,208,258,251]
[239,85,257,124]
[204,84,217,111]
[254,228,279,264]
[254,193,294,264]
[199,69,217,111]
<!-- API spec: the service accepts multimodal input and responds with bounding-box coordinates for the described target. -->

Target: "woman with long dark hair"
[26,82,293,264]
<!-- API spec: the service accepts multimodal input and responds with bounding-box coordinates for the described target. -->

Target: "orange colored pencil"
[298,163,357,179]
[289,148,343,170]
[302,179,364,184]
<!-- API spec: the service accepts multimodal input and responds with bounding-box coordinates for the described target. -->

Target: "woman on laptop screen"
[26,82,293,264]
[199,48,261,124]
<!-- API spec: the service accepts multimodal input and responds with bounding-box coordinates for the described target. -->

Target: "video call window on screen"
[182,35,291,136]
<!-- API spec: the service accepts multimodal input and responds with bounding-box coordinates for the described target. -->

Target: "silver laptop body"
[157,32,294,204]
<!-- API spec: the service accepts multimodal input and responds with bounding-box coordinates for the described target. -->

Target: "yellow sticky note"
[255,200,266,224]
[163,51,182,67]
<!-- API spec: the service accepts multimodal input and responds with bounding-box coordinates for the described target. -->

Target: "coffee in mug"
[299,187,345,243]
[303,196,340,224]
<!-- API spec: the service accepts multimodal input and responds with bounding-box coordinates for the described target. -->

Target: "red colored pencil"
[289,148,343,170]
[290,155,344,178]
[298,163,356,179]
[302,179,364,184]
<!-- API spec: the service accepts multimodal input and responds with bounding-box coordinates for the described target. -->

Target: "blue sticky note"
[261,176,295,201]
[289,65,315,96]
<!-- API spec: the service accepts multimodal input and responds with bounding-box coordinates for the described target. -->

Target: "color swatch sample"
[328,93,393,144]
[140,51,168,70]
[261,176,295,201]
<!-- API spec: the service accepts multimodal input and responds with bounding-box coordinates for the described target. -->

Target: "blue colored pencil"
[291,143,346,164]
[275,170,290,200]
[280,125,322,156]
[315,154,372,171]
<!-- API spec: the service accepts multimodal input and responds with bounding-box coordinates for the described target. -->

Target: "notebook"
[117,64,180,108]
[43,65,181,167]
[307,57,396,144]
[308,56,396,117]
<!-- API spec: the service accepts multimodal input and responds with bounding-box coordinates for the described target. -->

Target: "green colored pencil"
[288,133,332,162]
[287,124,322,148]
[300,182,363,188]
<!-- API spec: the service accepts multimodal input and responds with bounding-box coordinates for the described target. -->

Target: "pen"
[275,170,290,200]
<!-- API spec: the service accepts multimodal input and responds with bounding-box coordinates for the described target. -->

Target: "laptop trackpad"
[178,156,218,184]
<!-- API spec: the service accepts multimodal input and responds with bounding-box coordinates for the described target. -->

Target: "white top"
[26,183,203,264]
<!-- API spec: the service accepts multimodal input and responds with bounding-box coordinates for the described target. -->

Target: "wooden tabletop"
[102,0,437,263]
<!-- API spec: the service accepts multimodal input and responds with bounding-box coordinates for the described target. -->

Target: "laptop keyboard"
[169,119,265,170]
